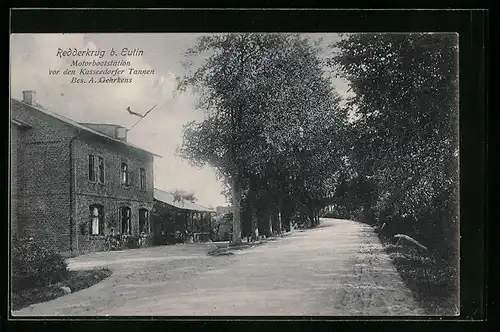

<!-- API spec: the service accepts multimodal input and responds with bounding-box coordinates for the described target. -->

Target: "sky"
[10,33,350,208]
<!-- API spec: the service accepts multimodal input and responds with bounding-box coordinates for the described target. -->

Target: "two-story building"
[10,90,160,256]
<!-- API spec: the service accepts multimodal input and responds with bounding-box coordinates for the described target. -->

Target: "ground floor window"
[139,208,149,233]
[89,204,104,235]
[120,206,132,235]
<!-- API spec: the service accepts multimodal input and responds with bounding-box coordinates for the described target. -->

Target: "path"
[12,218,424,316]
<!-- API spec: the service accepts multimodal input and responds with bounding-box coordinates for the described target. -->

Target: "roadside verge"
[11,268,112,311]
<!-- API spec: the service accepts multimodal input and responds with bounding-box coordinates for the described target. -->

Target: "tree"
[172,189,197,203]
[178,33,344,243]
[330,33,459,256]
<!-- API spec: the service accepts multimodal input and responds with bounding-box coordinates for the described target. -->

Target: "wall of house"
[72,136,154,253]
[75,195,153,253]
[11,100,76,253]
[73,137,154,202]
[11,99,155,255]
[10,123,20,237]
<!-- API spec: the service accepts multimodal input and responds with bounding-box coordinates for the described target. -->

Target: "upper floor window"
[89,155,96,181]
[89,155,105,183]
[98,157,105,183]
[140,168,146,190]
[121,162,131,186]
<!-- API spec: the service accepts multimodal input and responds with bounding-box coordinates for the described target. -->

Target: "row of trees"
[177,33,346,244]
[177,33,459,261]
[329,33,459,261]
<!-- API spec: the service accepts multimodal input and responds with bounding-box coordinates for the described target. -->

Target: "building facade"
[10,91,159,255]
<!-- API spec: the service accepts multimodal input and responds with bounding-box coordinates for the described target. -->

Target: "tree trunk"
[269,214,273,237]
[251,209,258,241]
[278,209,282,234]
[270,207,278,236]
[241,201,251,242]
[231,176,242,245]
[305,206,315,228]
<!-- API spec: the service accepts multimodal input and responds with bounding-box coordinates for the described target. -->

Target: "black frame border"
[5,7,490,331]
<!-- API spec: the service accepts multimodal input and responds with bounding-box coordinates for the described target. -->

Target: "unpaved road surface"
[12,218,424,316]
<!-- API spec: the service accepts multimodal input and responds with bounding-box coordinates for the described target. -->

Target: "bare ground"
[12,218,424,316]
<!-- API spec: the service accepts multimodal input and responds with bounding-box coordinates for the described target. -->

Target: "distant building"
[10,90,160,256]
[152,189,215,244]
[216,206,232,215]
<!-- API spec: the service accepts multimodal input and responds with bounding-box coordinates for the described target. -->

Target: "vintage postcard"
[10,32,460,316]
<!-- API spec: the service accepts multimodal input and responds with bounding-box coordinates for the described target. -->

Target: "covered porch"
[151,189,216,245]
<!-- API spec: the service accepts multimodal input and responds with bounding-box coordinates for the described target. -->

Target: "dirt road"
[12,218,424,316]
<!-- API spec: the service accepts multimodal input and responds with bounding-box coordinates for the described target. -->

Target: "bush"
[12,237,68,291]
[11,268,112,311]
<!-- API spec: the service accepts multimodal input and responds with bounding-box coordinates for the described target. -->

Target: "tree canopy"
[178,33,346,242]
[171,189,197,204]
[329,33,459,258]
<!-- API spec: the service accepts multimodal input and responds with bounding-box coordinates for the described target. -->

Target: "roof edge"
[11,118,31,128]
[153,188,214,213]
[11,98,162,158]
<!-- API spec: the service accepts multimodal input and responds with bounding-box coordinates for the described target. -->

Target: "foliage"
[178,33,345,242]
[379,235,459,315]
[11,237,69,291]
[329,33,459,258]
[11,268,112,311]
[172,189,197,203]
[104,234,123,251]
[212,213,233,241]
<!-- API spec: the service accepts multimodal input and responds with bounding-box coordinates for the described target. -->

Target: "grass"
[378,235,459,315]
[11,268,112,311]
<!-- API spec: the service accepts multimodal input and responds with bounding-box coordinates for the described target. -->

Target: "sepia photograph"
[9,32,459,317]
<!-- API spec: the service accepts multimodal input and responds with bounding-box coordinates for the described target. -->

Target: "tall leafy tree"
[330,33,459,255]
[179,33,344,243]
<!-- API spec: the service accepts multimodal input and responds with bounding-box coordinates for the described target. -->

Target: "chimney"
[22,90,36,105]
[115,126,127,142]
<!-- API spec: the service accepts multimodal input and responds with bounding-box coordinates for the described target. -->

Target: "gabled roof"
[11,98,162,158]
[154,188,214,213]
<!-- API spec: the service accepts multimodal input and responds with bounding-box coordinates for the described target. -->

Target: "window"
[121,163,130,186]
[120,207,132,235]
[140,168,146,190]
[89,204,104,235]
[89,155,105,183]
[89,155,96,181]
[98,157,105,183]
[139,209,149,233]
